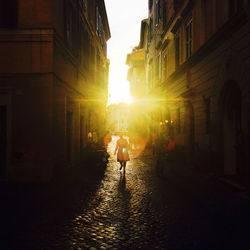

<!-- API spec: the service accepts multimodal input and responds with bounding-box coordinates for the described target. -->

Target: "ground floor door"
[221,81,244,176]
[66,111,73,164]
[185,103,195,165]
[0,105,7,178]
[223,113,237,175]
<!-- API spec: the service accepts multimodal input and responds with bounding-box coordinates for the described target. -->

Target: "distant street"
[2,136,250,250]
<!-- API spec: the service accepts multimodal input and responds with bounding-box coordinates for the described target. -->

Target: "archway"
[219,81,244,176]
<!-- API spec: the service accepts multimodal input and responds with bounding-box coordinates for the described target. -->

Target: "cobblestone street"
[2,137,250,250]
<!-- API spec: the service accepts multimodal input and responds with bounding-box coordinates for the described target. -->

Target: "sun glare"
[105,0,148,106]
[108,75,132,105]
[107,58,133,105]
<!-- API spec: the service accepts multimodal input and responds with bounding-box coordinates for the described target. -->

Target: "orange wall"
[0,34,53,74]
[18,0,52,28]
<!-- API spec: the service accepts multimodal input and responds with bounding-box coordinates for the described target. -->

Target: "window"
[0,1,18,28]
[147,18,153,46]
[81,29,88,67]
[237,0,244,10]
[155,0,161,26]
[163,1,167,29]
[155,53,161,81]
[96,7,101,33]
[65,2,79,56]
[155,57,159,80]
[72,15,79,57]
[175,32,180,68]
[65,3,73,49]
[96,6,103,38]
[96,51,101,84]
[149,0,153,12]
[79,0,86,10]
[96,7,106,51]
[158,52,162,80]
[185,18,193,59]
[201,0,207,40]
[228,0,236,16]
[224,0,243,20]
[205,98,211,133]
[149,18,153,41]
[162,49,168,80]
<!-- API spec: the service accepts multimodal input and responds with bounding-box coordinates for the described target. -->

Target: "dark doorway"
[80,115,84,150]
[66,111,73,164]
[220,81,244,176]
[0,106,7,178]
[185,103,195,165]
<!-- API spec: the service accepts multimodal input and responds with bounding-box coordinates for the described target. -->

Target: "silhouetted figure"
[166,136,176,163]
[114,134,130,172]
[104,130,112,150]
[88,131,92,142]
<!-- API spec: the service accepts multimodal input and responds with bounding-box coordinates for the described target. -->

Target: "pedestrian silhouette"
[114,133,130,173]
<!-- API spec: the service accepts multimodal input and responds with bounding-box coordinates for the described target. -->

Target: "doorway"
[185,103,195,165]
[0,105,7,178]
[80,115,84,150]
[220,81,243,176]
[66,111,73,164]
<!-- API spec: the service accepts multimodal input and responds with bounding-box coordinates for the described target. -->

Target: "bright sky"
[105,0,148,105]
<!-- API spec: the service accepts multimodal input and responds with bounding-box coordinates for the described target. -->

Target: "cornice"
[0,28,54,42]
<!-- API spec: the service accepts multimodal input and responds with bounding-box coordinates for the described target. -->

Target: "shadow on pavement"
[0,158,108,247]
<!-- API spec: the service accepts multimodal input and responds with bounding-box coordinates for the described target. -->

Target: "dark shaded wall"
[0,0,110,182]
[0,0,18,28]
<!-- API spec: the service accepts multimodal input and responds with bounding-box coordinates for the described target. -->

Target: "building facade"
[126,19,150,140]
[126,19,148,101]
[0,0,110,181]
[135,0,250,180]
[107,103,130,133]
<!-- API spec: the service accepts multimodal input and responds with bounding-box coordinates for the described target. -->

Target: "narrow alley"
[2,137,250,250]
[1,1,250,249]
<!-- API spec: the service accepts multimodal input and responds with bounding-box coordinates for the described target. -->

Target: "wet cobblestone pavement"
[2,137,250,249]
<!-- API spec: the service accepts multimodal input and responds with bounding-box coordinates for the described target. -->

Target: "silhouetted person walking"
[114,134,130,172]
